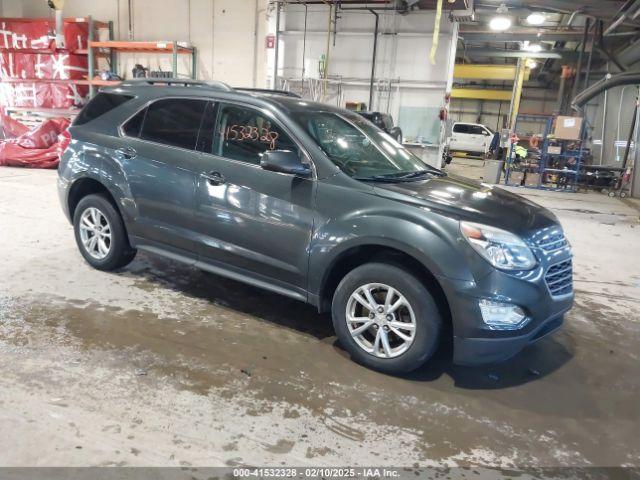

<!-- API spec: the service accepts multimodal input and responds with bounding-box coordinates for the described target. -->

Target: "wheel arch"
[316,244,452,333]
[67,177,123,222]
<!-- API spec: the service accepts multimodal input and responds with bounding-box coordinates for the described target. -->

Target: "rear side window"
[196,102,216,153]
[468,125,486,135]
[452,123,469,133]
[74,93,133,126]
[123,109,146,137]
[138,98,208,150]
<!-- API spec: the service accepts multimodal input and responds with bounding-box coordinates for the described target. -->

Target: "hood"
[371,173,558,237]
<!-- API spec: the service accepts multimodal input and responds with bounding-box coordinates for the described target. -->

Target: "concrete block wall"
[276,4,458,152]
[450,90,559,134]
[0,0,269,87]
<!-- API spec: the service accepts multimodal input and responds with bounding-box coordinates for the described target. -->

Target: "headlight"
[460,221,537,270]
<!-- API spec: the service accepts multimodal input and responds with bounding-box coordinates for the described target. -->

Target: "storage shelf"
[86,40,197,97]
[88,41,194,54]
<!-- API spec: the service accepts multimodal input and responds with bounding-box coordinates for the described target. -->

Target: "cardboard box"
[548,145,562,155]
[525,172,542,186]
[554,116,583,140]
[508,171,525,185]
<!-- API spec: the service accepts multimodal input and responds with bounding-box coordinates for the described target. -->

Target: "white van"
[448,122,494,156]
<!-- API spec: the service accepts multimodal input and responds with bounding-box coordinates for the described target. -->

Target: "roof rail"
[235,88,301,98]
[118,78,234,91]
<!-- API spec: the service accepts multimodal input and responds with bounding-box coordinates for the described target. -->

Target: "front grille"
[545,259,573,296]
[536,231,569,252]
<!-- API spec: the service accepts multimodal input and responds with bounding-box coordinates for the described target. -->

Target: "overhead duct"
[572,70,640,110]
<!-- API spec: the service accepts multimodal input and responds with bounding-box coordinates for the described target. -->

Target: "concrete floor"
[1,166,639,469]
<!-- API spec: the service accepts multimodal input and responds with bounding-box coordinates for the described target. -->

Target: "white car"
[447,122,494,156]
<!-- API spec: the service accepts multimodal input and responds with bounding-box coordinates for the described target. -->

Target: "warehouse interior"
[0,0,639,475]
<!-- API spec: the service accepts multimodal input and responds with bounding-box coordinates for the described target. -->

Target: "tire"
[331,263,442,374]
[73,193,136,271]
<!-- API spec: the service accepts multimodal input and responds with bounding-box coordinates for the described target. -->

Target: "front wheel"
[331,263,442,374]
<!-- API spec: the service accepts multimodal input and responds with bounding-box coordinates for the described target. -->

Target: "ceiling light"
[489,4,512,31]
[490,16,511,31]
[526,12,546,25]
[524,43,543,53]
[527,59,538,69]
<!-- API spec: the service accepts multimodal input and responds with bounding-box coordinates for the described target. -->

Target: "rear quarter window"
[468,125,486,135]
[73,93,133,126]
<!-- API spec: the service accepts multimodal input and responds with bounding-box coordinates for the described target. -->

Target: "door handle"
[115,146,137,160]
[201,171,226,185]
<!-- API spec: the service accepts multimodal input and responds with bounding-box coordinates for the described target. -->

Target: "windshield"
[292,110,439,179]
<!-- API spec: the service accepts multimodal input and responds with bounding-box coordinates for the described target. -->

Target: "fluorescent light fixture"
[527,12,546,25]
[489,4,511,31]
[489,15,511,31]
[524,43,543,53]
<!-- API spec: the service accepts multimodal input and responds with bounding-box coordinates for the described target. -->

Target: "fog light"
[479,300,530,330]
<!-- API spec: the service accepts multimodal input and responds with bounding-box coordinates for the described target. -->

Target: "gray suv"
[58,79,574,374]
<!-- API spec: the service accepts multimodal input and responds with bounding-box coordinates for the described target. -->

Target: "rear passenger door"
[191,102,316,295]
[119,97,207,254]
[467,124,489,153]
[449,123,468,151]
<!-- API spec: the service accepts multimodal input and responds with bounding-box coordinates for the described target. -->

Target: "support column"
[507,57,527,132]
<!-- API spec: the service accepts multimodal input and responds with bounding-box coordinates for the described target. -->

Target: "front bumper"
[453,312,567,366]
[437,241,574,366]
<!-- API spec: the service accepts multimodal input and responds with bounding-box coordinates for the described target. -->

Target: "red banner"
[0,114,70,168]
[1,52,88,80]
[0,82,87,108]
[0,19,89,51]
[0,18,91,109]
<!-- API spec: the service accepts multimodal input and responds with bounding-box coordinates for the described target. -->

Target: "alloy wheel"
[78,207,112,260]
[345,283,417,358]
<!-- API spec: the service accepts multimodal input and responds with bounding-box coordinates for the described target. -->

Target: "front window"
[211,104,299,165]
[292,110,435,179]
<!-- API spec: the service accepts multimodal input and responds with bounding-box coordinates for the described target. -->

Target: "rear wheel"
[73,193,136,271]
[332,263,442,374]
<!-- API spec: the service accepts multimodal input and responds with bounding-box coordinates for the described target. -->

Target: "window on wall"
[137,98,208,149]
[212,104,298,165]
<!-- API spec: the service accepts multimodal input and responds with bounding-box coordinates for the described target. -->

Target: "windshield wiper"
[354,168,444,182]
[353,175,406,182]
[397,168,445,179]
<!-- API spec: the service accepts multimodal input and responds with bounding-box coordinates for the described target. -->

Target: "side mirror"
[260,150,311,177]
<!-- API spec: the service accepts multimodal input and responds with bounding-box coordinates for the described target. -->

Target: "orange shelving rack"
[87,40,197,97]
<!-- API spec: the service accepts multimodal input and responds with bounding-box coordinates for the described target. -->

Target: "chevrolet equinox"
[58,79,574,374]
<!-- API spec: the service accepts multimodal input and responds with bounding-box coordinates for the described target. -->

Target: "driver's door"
[191,102,316,294]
